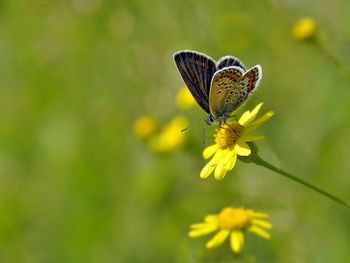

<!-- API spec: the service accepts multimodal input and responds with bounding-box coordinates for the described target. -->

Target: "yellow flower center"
[218,208,253,230]
[215,122,243,149]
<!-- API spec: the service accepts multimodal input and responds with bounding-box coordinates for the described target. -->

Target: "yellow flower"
[176,86,197,110]
[133,115,158,139]
[200,103,273,180]
[292,17,317,40]
[189,207,272,254]
[150,115,189,152]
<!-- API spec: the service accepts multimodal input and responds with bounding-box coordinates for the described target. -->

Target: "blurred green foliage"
[0,0,350,262]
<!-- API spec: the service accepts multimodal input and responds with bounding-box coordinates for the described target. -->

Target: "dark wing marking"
[209,66,244,117]
[223,65,262,114]
[216,55,246,71]
[239,65,262,94]
[173,50,216,114]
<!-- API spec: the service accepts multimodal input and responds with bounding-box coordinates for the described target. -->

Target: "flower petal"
[205,215,218,223]
[230,230,245,253]
[189,222,218,238]
[203,144,219,159]
[252,219,272,229]
[225,153,237,171]
[234,142,251,156]
[248,225,271,239]
[190,223,205,229]
[190,215,218,230]
[240,134,264,142]
[206,229,230,249]
[200,151,224,179]
[200,161,216,179]
[213,151,234,180]
[238,102,263,126]
[252,212,269,219]
[244,111,274,133]
[214,158,227,180]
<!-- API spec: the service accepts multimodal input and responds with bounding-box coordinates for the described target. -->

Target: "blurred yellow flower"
[292,17,317,40]
[133,115,158,139]
[200,103,273,180]
[176,86,197,110]
[189,207,271,254]
[150,115,189,152]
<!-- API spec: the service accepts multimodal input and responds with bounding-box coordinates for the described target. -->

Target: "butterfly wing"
[173,50,216,114]
[239,65,262,96]
[209,65,262,118]
[209,66,244,118]
[216,55,246,71]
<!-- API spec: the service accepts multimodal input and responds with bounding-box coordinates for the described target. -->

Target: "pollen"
[218,208,253,230]
[215,122,243,149]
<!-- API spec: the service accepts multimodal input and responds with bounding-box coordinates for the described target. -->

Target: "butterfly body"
[173,50,262,125]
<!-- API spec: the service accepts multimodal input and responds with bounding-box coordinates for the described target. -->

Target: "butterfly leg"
[202,123,208,144]
[218,121,234,133]
[221,120,235,134]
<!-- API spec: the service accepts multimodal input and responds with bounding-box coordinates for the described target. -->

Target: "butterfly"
[173,50,262,125]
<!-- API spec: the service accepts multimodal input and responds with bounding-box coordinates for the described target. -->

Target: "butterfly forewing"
[216,56,246,71]
[209,66,244,118]
[173,51,216,114]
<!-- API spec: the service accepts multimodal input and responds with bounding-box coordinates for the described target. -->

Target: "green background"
[0,0,350,262]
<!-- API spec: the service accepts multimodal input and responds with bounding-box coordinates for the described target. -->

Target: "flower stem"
[254,156,349,208]
[239,143,350,208]
[315,37,350,80]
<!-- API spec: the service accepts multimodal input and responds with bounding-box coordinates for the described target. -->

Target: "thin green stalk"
[315,37,350,80]
[239,143,350,208]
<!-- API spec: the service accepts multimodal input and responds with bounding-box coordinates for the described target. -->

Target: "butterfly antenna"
[180,117,207,132]
[181,123,191,132]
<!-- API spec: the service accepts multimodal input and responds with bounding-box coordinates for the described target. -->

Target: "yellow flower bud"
[176,86,196,110]
[133,116,158,139]
[292,17,317,40]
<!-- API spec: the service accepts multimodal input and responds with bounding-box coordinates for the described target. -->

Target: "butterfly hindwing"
[216,55,246,71]
[209,65,262,119]
[209,66,245,118]
[239,65,262,94]
[173,50,216,114]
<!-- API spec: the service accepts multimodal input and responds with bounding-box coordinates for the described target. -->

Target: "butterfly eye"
[208,115,215,124]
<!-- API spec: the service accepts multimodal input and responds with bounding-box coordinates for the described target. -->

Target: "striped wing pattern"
[173,50,262,120]
[173,51,216,114]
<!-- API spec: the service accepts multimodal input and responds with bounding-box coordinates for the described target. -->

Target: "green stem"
[239,143,350,208]
[254,155,349,208]
[315,37,350,80]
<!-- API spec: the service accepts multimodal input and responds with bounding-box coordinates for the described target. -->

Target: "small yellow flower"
[200,103,273,180]
[176,86,197,110]
[292,17,317,40]
[133,115,158,139]
[150,115,189,152]
[189,207,272,254]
